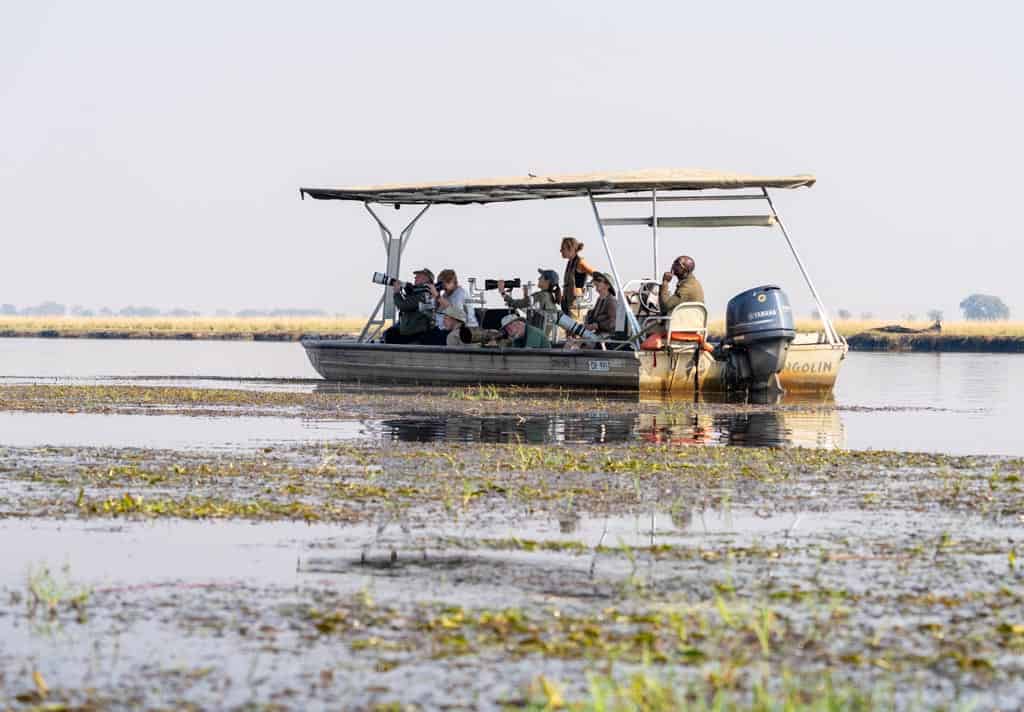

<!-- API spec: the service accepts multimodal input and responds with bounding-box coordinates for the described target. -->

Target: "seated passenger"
[441,305,471,346]
[429,269,479,329]
[498,269,562,342]
[584,271,618,336]
[659,255,705,313]
[499,313,552,349]
[382,267,435,344]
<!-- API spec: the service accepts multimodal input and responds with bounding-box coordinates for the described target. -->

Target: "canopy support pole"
[358,203,432,342]
[651,189,659,278]
[762,188,840,345]
[588,191,642,337]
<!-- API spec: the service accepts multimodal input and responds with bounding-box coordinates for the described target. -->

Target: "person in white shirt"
[428,268,479,329]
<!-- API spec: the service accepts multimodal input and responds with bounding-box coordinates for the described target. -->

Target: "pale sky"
[2,1,1021,320]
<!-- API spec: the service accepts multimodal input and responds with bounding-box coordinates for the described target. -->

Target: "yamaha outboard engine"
[722,285,795,392]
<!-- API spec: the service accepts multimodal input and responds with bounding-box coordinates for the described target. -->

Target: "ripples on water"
[1,339,1023,455]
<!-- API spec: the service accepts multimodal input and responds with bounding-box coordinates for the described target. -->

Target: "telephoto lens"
[484,278,521,290]
[556,313,596,340]
[371,272,400,286]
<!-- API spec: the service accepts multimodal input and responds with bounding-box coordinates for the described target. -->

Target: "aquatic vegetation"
[25,564,90,624]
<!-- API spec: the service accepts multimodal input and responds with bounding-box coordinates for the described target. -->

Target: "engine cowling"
[723,285,795,391]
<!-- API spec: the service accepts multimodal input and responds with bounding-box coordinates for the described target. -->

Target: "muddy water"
[2,338,1024,454]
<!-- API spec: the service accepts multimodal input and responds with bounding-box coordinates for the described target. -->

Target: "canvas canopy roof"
[299,168,816,206]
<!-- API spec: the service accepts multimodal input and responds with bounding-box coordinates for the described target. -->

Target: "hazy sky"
[3,1,1021,320]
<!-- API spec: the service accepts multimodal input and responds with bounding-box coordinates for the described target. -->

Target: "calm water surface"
[1,339,1022,455]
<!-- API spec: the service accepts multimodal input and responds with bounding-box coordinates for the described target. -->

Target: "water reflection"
[374,407,845,449]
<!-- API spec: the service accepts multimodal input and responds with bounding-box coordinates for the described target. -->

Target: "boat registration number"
[588,360,610,372]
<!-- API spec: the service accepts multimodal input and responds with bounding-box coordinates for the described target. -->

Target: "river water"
[1,338,1022,455]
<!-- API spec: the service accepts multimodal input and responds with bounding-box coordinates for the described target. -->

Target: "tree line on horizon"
[0,302,338,319]
[813,293,1011,323]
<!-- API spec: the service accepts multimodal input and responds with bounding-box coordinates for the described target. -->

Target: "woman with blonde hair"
[559,236,595,316]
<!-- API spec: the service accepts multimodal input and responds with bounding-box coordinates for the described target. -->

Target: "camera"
[557,313,596,340]
[371,272,401,287]
[484,278,521,291]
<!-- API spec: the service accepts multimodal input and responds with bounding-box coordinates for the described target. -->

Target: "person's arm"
[394,287,421,313]
[576,257,596,276]
[659,278,681,313]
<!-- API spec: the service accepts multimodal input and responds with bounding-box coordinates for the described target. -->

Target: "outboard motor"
[722,285,795,392]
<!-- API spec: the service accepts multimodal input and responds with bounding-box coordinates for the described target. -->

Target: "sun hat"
[500,313,525,329]
[591,271,616,296]
[441,304,467,323]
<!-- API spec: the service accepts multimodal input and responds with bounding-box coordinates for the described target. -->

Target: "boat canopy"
[300,168,816,206]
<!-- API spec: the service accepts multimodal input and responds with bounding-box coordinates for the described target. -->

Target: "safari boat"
[299,169,847,394]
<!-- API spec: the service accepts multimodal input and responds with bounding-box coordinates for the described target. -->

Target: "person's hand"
[662,272,673,283]
[426,282,439,298]
[585,323,597,332]
[497,280,505,293]
[391,280,402,293]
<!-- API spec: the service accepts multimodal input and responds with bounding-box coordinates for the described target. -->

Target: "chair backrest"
[667,302,708,340]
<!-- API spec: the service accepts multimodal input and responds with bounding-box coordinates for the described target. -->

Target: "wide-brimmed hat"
[591,271,616,296]
[537,268,560,286]
[500,313,525,329]
[413,267,435,282]
[441,304,467,323]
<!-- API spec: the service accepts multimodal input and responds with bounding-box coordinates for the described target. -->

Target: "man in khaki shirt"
[659,255,705,313]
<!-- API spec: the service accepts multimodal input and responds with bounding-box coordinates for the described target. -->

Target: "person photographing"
[382,267,435,344]
[498,268,561,342]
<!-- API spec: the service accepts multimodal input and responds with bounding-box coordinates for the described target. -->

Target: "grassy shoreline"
[3,316,1024,351]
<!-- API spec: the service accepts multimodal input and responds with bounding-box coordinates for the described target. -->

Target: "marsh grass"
[0,315,365,338]
[26,564,90,623]
[705,318,1024,338]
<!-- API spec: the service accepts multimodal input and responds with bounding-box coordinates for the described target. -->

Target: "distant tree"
[959,294,1010,321]
[167,308,200,317]
[22,301,67,316]
[904,314,917,322]
[837,309,852,320]
[70,305,95,317]
[215,309,231,317]
[860,312,874,320]
[98,307,113,316]
[926,309,944,323]
[0,304,16,316]
[810,309,820,320]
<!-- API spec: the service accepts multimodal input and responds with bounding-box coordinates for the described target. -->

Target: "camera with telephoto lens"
[556,313,596,340]
[484,278,521,291]
[371,272,402,287]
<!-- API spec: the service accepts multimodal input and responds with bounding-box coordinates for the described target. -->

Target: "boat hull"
[301,335,847,392]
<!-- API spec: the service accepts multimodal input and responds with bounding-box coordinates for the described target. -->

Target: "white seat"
[641,302,708,351]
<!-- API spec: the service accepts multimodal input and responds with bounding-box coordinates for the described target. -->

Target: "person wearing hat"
[660,255,705,314]
[497,269,562,343]
[498,312,552,349]
[382,267,436,344]
[582,271,618,336]
[440,304,472,346]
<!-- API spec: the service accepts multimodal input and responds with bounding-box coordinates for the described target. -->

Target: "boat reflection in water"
[369,393,845,449]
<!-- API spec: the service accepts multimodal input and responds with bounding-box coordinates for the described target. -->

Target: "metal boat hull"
[302,335,846,392]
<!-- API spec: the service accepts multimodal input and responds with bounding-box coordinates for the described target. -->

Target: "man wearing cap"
[499,313,552,349]
[382,267,435,344]
[660,255,705,314]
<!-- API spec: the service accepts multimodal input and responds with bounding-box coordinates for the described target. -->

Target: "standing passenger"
[559,236,595,316]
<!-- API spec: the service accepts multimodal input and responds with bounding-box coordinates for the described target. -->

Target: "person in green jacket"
[499,313,552,349]
[498,268,562,343]
[659,255,705,313]
[383,267,435,344]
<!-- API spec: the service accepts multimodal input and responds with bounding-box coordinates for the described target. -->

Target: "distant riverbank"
[2,316,1024,352]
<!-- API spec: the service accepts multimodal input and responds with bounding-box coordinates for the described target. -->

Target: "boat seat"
[640,302,711,352]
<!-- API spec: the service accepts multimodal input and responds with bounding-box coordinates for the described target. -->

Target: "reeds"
[0,315,365,338]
